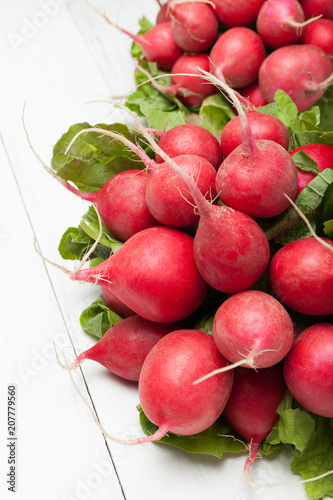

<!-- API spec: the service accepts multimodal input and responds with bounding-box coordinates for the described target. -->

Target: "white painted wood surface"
[0,1,318,499]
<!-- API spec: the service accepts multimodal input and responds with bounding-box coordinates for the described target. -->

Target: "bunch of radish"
[39,0,333,494]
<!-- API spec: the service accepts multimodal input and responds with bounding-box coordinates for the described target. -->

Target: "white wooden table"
[0,1,317,499]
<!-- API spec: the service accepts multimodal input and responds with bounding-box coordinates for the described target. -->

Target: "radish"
[220,110,290,158]
[284,323,333,418]
[258,44,333,112]
[212,290,294,369]
[61,169,159,241]
[211,0,266,27]
[256,0,320,49]
[194,290,294,385]
[155,123,223,170]
[289,143,333,195]
[300,18,333,58]
[86,2,183,70]
[223,365,286,475]
[269,236,333,316]
[300,0,333,20]
[167,0,219,52]
[60,315,180,381]
[101,285,135,317]
[79,329,234,445]
[209,27,266,89]
[137,330,234,438]
[237,81,268,108]
[156,2,171,23]
[206,72,297,218]
[70,226,208,323]
[169,53,218,106]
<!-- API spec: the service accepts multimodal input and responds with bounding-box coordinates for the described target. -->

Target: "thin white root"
[73,207,104,274]
[193,359,251,385]
[287,14,322,36]
[284,193,333,255]
[53,341,83,371]
[33,237,71,275]
[245,468,333,488]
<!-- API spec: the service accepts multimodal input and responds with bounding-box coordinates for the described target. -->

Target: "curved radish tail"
[243,441,261,479]
[305,73,333,92]
[66,358,171,445]
[245,464,333,488]
[83,0,143,46]
[199,69,257,156]
[287,13,322,36]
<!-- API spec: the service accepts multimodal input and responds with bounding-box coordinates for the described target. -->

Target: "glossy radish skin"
[289,143,333,195]
[284,323,333,418]
[259,45,333,112]
[170,53,218,107]
[216,140,298,218]
[193,204,270,292]
[213,290,294,368]
[168,1,219,52]
[101,285,135,318]
[91,170,159,241]
[223,365,286,472]
[209,27,266,89]
[256,0,306,49]
[139,329,234,435]
[211,0,266,27]
[155,124,223,170]
[220,111,289,158]
[237,81,268,108]
[71,315,180,381]
[146,155,217,227]
[71,226,208,323]
[269,237,333,316]
[300,18,333,58]
[300,0,333,19]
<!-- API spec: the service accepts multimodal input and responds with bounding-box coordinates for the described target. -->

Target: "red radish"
[220,110,290,158]
[168,1,219,52]
[212,290,294,370]
[258,44,333,112]
[209,27,266,89]
[300,0,333,20]
[269,236,333,316]
[170,53,218,106]
[142,53,218,106]
[237,81,268,108]
[300,18,333,58]
[156,2,171,23]
[70,226,208,323]
[284,323,333,418]
[88,5,183,71]
[145,154,217,227]
[63,169,159,241]
[138,330,234,438]
[223,365,286,475]
[289,143,333,195]
[207,73,297,218]
[155,123,223,170]
[256,0,318,49]
[211,0,266,27]
[62,315,180,381]
[101,285,135,317]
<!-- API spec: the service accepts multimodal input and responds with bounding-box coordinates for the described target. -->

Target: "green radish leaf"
[265,168,333,244]
[258,89,298,127]
[317,85,333,132]
[194,313,215,336]
[324,220,333,237]
[199,93,235,134]
[80,295,123,339]
[291,150,319,174]
[51,122,148,192]
[298,106,321,127]
[131,17,154,60]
